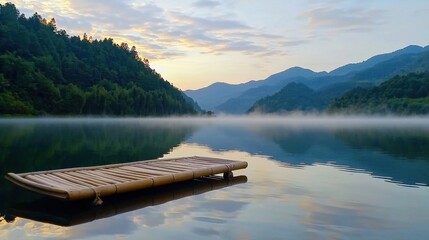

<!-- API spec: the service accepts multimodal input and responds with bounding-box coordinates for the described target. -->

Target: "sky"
[3,0,429,90]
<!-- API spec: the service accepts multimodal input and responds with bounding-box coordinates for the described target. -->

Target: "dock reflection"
[5,176,247,227]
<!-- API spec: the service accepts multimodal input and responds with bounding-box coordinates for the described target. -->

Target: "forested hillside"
[247,81,372,114]
[248,83,324,113]
[0,3,196,115]
[328,73,429,114]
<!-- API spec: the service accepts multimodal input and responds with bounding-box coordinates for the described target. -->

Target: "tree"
[0,2,20,21]
[60,84,85,114]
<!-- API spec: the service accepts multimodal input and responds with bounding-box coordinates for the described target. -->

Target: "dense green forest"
[248,83,324,113]
[0,3,196,116]
[248,81,372,113]
[328,72,429,114]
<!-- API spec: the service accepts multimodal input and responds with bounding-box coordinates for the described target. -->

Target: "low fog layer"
[1,115,429,130]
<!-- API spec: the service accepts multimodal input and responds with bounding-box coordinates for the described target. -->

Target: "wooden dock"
[5,156,248,203]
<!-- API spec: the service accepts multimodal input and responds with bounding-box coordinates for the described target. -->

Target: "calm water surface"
[0,117,429,240]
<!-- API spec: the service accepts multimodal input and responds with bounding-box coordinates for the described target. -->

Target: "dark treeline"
[0,3,196,115]
[328,72,429,114]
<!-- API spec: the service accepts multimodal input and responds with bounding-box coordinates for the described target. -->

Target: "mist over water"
[1,116,429,239]
[2,115,429,128]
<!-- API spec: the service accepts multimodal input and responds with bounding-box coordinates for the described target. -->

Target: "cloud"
[192,227,222,237]
[300,7,384,32]
[192,0,221,9]
[8,0,299,60]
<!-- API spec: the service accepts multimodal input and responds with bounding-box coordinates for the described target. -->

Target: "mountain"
[214,77,307,114]
[329,45,426,76]
[248,81,372,114]
[0,3,196,116]
[349,50,429,83]
[214,85,280,114]
[328,72,429,114]
[182,93,204,113]
[186,45,428,114]
[247,51,429,114]
[248,83,323,113]
[261,66,328,86]
[185,67,326,111]
[217,50,429,114]
[183,81,259,110]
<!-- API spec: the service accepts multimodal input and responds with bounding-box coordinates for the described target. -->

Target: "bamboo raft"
[5,156,248,204]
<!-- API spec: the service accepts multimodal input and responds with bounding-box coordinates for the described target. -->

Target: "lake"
[1,116,429,240]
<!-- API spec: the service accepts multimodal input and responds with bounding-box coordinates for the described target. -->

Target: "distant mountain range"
[184,45,429,114]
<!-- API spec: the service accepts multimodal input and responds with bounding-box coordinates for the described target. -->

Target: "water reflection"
[0,119,196,174]
[5,176,247,227]
[187,124,429,186]
[1,117,429,240]
[0,119,196,218]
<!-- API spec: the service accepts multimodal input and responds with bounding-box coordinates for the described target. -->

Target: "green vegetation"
[328,73,429,114]
[248,81,372,113]
[250,72,429,115]
[248,82,324,113]
[0,3,196,116]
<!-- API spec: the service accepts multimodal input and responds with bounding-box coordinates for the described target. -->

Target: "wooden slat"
[52,172,101,187]
[154,162,197,169]
[41,174,84,189]
[147,164,195,172]
[121,166,167,176]
[177,160,217,167]
[182,159,221,166]
[137,165,181,173]
[66,171,111,186]
[116,166,155,176]
[89,170,135,183]
[76,170,123,184]
[25,175,73,190]
[118,166,163,176]
[97,168,146,180]
[103,167,152,178]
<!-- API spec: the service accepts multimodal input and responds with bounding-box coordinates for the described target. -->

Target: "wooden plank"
[40,174,84,189]
[121,166,167,176]
[147,164,195,172]
[66,171,111,186]
[88,170,135,183]
[102,167,152,178]
[5,173,69,199]
[116,166,155,176]
[76,170,123,184]
[98,168,147,180]
[137,165,181,173]
[153,162,197,169]
[181,159,221,166]
[177,160,216,167]
[118,166,163,176]
[25,175,74,190]
[51,172,100,188]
